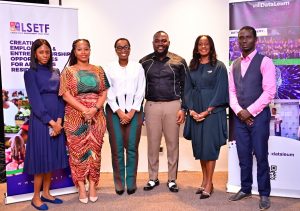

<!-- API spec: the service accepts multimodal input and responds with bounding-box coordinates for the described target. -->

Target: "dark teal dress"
[184,61,228,160]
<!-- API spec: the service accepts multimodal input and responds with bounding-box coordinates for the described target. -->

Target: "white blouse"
[104,61,146,113]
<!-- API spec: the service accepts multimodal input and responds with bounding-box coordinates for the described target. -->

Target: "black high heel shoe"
[195,187,205,194]
[200,186,214,199]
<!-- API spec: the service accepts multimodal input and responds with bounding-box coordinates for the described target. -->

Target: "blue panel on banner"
[6,167,74,196]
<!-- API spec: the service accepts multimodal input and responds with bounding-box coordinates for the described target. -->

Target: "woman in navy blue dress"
[184,35,228,199]
[24,39,68,210]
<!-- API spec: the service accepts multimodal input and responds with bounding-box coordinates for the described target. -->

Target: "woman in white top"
[105,38,145,195]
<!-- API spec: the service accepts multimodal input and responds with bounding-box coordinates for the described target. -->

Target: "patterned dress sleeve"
[24,70,52,124]
[59,67,76,96]
[98,66,110,92]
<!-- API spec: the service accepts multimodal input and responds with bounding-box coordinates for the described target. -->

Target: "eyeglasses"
[115,45,130,51]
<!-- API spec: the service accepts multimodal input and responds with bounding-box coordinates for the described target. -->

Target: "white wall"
[50,0,229,67]
[50,0,230,172]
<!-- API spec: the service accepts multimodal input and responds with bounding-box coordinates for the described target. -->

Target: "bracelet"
[94,105,100,112]
[207,110,212,115]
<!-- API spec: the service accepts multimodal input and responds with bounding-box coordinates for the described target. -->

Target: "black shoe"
[144,179,160,191]
[167,180,179,192]
[200,190,212,199]
[127,188,137,195]
[200,186,214,199]
[195,187,205,194]
[259,196,270,210]
[115,189,124,195]
[228,190,252,201]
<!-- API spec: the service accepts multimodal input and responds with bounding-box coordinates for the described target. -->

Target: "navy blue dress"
[23,64,68,174]
[184,61,229,160]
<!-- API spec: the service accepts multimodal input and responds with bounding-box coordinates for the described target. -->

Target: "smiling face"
[153,32,170,58]
[74,40,91,63]
[197,36,210,58]
[115,39,130,61]
[35,44,51,65]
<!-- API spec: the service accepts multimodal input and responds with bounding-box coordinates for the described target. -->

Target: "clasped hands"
[82,107,97,125]
[117,109,135,125]
[189,110,209,122]
[237,109,254,126]
[49,119,63,137]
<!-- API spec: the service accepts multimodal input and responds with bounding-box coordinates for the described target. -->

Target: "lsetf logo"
[10,21,50,34]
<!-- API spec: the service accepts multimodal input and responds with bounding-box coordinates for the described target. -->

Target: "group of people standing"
[23,25,275,211]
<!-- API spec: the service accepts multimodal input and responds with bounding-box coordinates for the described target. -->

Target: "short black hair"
[114,38,131,48]
[239,26,257,38]
[153,30,168,39]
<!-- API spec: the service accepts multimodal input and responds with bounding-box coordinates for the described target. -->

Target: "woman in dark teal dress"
[184,35,228,199]
[24,39,68,210]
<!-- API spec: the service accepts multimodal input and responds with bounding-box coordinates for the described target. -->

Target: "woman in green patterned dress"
[59,39,109,204]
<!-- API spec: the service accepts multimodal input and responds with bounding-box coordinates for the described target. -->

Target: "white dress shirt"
[105,61,146,113]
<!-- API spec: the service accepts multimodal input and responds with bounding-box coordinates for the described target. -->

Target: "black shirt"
[139,52,188,108]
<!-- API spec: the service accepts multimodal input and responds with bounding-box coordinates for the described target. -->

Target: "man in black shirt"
[140,31,188,192]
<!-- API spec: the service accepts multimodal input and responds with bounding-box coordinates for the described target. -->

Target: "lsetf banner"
[0,2,78,204]
[228,0,300,198]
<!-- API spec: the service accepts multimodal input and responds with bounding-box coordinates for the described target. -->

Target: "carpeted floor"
[0,172,299,211]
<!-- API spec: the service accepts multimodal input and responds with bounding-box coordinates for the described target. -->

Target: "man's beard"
[154,46,169,58]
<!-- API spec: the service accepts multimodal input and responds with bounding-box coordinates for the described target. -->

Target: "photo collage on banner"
[228,0,300,198]
[0,2,78,203]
